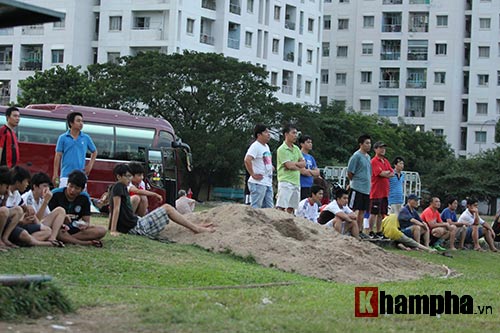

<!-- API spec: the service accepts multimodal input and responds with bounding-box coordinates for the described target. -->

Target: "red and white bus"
[0,104,192,209]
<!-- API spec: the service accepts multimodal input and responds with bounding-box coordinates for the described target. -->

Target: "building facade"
[321,0,500,156]
[0,0,322,107]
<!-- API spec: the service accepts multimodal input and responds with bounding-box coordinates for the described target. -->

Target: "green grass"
[1,216,499,332]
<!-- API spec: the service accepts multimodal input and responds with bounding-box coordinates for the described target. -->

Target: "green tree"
[17,65,101,106]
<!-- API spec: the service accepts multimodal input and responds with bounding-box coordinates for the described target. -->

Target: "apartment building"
[0,0,322,107]
[322,0,500,156]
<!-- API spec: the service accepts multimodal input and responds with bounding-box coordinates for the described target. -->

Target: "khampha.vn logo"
[354,287,493,317]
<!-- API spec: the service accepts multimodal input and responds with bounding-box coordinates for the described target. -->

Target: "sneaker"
[376,232,388,240]
[359,233,370,240]
[369,231,376,239]
[432,244,447,251]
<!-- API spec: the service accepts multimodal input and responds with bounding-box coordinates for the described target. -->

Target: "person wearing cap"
[347,134,372,239]
[367,141,394,239]
[398,194,430,246]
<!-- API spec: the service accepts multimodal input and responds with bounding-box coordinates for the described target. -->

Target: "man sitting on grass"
[109,164,215,238]
[457,198,497,252]
[317,188,359,239]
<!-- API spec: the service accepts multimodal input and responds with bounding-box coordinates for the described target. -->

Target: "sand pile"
[160,204,443,284]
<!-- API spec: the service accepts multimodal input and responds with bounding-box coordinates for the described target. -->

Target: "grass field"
[1,214,499,332]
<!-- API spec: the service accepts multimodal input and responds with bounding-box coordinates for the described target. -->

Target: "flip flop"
[91,240,103,248]
[50,240,65,248]
[441,251,453,258]
[474,247,485,252]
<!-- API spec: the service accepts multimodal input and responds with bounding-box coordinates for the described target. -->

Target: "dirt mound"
[160,204,443,284]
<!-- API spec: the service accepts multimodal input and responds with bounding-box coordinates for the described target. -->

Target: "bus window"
[16,117,66,144]
[158,130,174,148]
[114,126,154,161]
[84,122,114,159]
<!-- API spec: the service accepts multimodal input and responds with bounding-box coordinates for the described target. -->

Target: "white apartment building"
[0,0,322,108]
[321,0,500,156]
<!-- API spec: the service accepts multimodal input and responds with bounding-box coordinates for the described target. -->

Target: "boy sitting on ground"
[317,188,360,239]
[128,162,163,216]
[109,164,214,238]
[0,166,22,250]
[296,184,323,223]
[49,170,107,247]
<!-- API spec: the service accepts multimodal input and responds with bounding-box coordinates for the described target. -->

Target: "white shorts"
[276,182,300,210]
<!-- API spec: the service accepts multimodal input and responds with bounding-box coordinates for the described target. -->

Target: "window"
[435,43,447,55]
[362,43,373,55]
[337,46,348,57]
[324,15,331,29]
[478,74,489,86]
[305,81,312,95]
[308,18,314,32]
[271,72,278,86]
[247,0,254,13]
[245,31,252,47]
[478,46,490,58]
[436,15,448,27]
[272,39,279,53]
[408,40,428,60]
[360,99,371,112]
[475,131,487,143]
[306,49,313,63]
[107,52,120,64]
[109,16,122,31]
[322,42,330,56]
[497,71,500,85]
[186,19,194,34]
[433,100,445,112]
[51,49,64,64]
[432,129,444,137]
[336,73,347,86]
[363,16,374,28]
[133,17,150,29]
[321,69,329,84]
[53,18,65,29]
[434,71,446,84]
[338,19,349,30]
[476,103,488,115]
[274,6,280,20]
[479,18,491,29]
[339,0,349,3]
[361,71,372,83]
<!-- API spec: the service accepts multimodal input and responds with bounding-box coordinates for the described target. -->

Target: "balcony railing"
[382,24,401,32]
[20,60,42,71]
[200,33,215,45]
[202,0,216,10]
[22,26,44,35]
[284,52,294,62]
[405,109,425,117]
[379,80,399,88]
[378,108,398,117]
[409,24,428,32]
[0,28,13,35]
[282,85,293,95]
[285,20,296,30]
[383,0,402,4]
[229,3,241,15]
[407,51,428,60]
[406,81,426,88]
[227,38,240,49]
[380,52,400,60]
[0,61,12,71]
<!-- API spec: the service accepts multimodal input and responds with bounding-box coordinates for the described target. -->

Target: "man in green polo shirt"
[276,124,306,214]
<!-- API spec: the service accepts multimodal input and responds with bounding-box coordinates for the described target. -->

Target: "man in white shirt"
[457,198,497,252]
[317,188,360,239]
[244,124,274,208]
[296,185,323,223]
[175,189,196,214]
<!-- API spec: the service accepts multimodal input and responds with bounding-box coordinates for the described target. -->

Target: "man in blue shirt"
[388,156,405,215]
[298,135,320,200]
[398,194,430,247]
[53,112,97,188]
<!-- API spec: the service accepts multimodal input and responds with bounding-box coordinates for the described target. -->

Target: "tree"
[17,65,102,107]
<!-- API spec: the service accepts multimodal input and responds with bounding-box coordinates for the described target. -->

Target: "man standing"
[0,106,20,167]
[347,134,372,238]
[368,141,394,239]
[244,124,274,208]
[276,124,305,214]
[388,156,405,215]
[420,197,457,251]
[298,135,321,200]
[53,111,97,188]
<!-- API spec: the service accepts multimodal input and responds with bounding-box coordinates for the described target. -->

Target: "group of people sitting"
[296,185,500,253]
[0,163,213,251]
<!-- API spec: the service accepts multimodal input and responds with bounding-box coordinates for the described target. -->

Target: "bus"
[0,104,192,209]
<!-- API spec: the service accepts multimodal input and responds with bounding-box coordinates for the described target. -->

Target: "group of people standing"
[244,124,499,252]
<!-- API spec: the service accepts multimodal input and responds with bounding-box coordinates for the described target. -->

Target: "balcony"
[227,38,240,49]
[130,28,162,41]
[200,33,215,45]
[0,61,12,71]
[229,3,241,15]
[409,24,428,32]
[407,51,427,61]
[382,24,401,32]
[285,20,296,30]
[282,85,293,95]
[378,108,398,117]
[202,0,216,10]
[383,0,402,4]
[406,81,426,88]
[405,109,425,117]
[22,25,44,35]
[284,52,294,62]
[0,28,13,35]
[380,52,400,60]
[20,60,42,71]
[379,80,399,88]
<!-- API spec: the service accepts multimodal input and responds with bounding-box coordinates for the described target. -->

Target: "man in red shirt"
[421,197,457,251]
[0,106,20,167]
[368,141,394,239]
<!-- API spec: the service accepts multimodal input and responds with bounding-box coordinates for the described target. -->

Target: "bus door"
[146,147,177,206]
